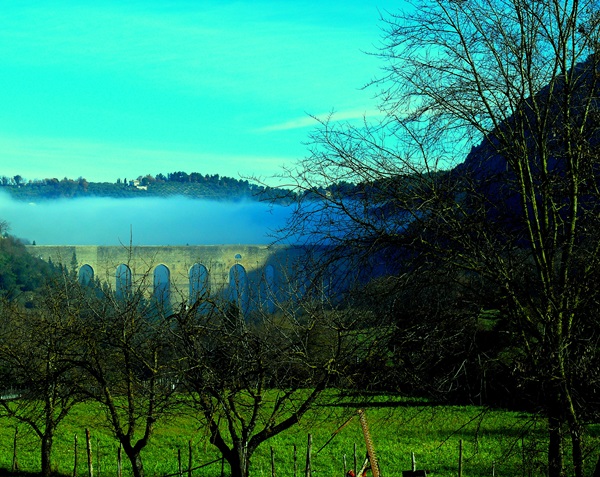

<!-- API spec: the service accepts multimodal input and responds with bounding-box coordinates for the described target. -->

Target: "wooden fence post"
[293,443,298,477]
[458,440,463,477]
[73,434,78,477]
[305,434,312,477]
[96,438,101,477]
[12,426,19,473]
[188,440,193,477]
[117,445,122,477]
[86,428,93,477]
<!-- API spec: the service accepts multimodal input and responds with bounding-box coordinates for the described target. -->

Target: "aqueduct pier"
[25,244,311,308]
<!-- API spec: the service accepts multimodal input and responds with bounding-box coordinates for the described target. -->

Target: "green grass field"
[0,393,597,477]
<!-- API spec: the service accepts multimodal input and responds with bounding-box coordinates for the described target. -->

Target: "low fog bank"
[0,192,292,245]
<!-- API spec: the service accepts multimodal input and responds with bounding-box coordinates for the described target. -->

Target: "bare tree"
[171,273,359,477]
[275,1,600,477]
[75,265,179,477]
[0,279,86,477]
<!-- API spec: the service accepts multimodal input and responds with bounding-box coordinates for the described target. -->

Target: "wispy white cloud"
[257,108,385,132]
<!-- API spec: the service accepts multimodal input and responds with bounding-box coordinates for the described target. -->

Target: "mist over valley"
[0,192,292,246]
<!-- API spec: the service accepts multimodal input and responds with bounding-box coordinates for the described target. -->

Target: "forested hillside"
[0,234,57,299]
[0,171,294,202]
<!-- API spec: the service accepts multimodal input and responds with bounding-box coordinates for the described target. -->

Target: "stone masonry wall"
[26,244,305,305]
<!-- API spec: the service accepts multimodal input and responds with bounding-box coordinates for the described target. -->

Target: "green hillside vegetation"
[0,172,296,202]
[0,234,57,300]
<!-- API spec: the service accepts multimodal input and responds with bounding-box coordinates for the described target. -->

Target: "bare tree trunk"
[41,430,54,477]
[563,385,584,477]
[122,447,145,477]
[569,424,584,477]
[548,413,564,477]
[227,454,245,477]
[222,442,253,477]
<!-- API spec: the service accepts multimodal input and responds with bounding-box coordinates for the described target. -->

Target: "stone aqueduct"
[25,244,314,311]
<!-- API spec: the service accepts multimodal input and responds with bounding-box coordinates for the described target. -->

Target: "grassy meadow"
[0,393,597,477]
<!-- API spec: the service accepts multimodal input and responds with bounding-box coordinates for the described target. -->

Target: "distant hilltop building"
[128,179,148,191]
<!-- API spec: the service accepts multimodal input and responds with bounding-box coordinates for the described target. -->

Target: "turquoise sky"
[0,1,399,184]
